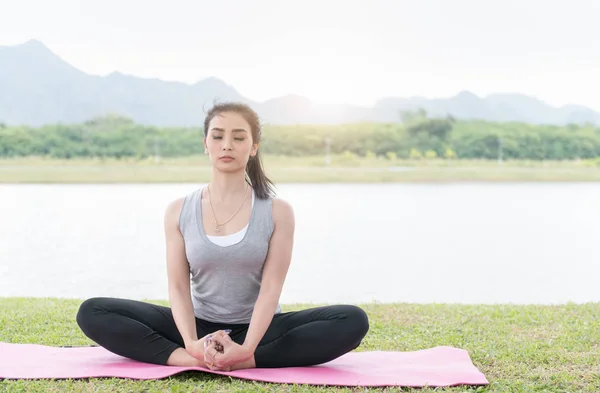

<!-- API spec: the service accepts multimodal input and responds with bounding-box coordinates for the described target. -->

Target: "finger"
[210,338,224,351]
[204,343,217,363]
[212,352,231,369]
[210,334,233,347]
[204,346,217,360]
[206,361,224,371]
[210,329,232,338]
[221,334,233,342]
[209,338,228,352]
[202,329,229,344]
[206,349,222,369]
[207,363,229,372]
[202,332,215,340]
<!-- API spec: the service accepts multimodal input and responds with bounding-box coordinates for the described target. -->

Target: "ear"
[250,143,259,157]
[203,138,208,154]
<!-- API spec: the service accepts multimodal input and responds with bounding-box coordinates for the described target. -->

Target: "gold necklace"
[207,183,249,233]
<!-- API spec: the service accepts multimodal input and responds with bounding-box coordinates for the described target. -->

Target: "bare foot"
[166,347,206,367]
[229,355,256,371]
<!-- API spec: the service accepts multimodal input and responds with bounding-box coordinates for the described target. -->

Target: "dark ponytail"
[245,151,276,199]
[203,101,276,199]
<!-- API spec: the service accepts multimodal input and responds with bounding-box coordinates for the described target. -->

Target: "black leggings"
[76,297,370,368]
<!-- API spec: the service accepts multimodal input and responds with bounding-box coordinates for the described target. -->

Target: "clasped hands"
[187,330,253,372]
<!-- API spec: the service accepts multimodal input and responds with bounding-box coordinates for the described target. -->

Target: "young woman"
[76,102,370,372]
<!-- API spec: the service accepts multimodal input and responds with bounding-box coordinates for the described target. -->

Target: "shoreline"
[1,296,598,305]
[2,167,600,184]
[1,156,599,183]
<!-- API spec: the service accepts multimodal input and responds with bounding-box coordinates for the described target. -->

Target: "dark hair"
[203,102,276,199]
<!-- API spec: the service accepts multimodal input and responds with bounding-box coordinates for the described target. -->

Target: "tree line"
[1,111,599,160]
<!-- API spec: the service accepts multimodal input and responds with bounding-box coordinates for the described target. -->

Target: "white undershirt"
[206,190,255,247]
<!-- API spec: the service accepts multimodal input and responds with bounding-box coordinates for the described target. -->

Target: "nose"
[221,136,233,150]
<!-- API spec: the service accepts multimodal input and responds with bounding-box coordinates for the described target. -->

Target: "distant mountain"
[370,91,600,125]
[1,40,599,127]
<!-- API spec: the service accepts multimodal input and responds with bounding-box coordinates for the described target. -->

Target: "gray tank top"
[178,185,282,324]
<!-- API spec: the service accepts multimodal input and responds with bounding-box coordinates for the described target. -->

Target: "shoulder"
[165,188,200,221]
[165,197,186,215]
[271,198,295,229]
[164,196,186,228]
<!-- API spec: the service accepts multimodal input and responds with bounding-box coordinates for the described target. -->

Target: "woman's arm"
[164,198,198,350]
[242,198,295,354]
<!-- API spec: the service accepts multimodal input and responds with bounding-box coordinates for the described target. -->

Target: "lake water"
[1,183,599,305]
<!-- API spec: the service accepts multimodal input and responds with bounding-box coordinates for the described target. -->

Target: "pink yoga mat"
[0,343,488,387]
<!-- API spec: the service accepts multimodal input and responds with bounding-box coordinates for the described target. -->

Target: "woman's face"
[204,111,258,173]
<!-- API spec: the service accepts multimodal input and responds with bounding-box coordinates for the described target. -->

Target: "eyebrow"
[210,127,248,133]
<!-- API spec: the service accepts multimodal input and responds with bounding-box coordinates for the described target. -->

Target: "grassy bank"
[1,298,599,392]
[1,155,600,183]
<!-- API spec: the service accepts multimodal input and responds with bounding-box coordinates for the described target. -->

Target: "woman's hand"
[204,334,254,371]
[203,340,230,371]
[186,330,230,362]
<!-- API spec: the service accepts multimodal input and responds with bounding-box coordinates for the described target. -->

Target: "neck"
[208,169,248,203]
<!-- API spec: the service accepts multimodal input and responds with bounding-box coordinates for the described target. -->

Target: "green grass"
[1,155,600,183]
[1,299,599,392]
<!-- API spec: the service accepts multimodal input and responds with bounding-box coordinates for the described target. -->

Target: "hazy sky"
[1,0,599,109]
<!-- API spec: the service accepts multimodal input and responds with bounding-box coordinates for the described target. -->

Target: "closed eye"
[212,136,245,141]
